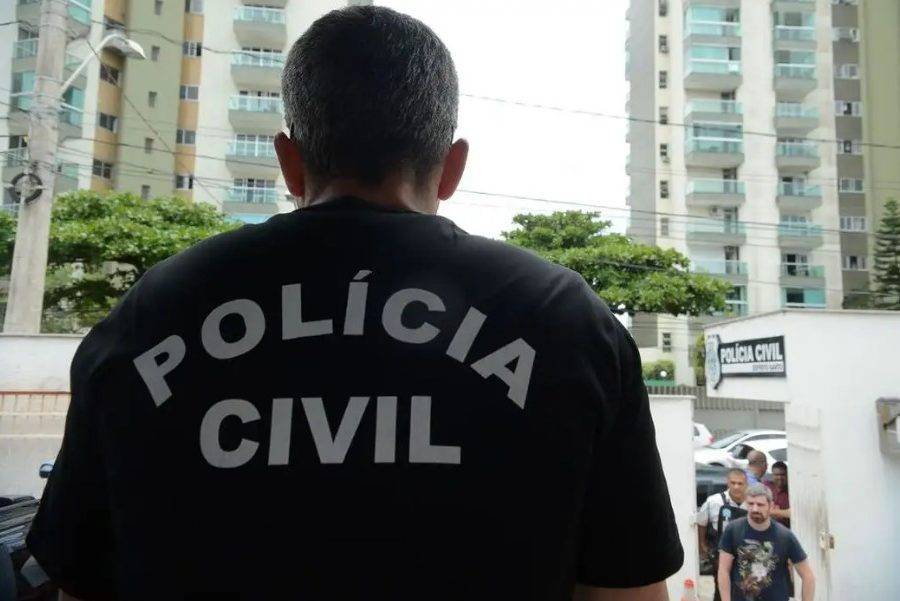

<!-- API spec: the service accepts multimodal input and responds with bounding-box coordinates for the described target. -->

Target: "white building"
[626,0,847,385]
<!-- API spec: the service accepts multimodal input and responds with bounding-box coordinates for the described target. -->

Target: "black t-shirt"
[26,197,683,600]
[719,517,806,601]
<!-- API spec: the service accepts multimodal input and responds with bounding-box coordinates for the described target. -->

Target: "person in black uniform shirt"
[27,6,683,600]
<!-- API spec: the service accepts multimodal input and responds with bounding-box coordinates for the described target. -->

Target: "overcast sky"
[381,0,629,239]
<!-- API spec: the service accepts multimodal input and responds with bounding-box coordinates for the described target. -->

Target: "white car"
[693,422,714,448]
[726,437,789,472]
[693,429,785,467]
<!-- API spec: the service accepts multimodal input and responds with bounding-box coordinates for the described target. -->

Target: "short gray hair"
[746,483,773,503]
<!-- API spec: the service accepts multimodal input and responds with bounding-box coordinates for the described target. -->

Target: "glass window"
[769,448,787,462]
[148,91,157,107]
[179,85,199,100]
[176,129,196,145]
[100,64,120,85]
[154,0,163,15]
[141,185,151,200]
[175,174,194,190]
[92,160,113,179]
[182,41,202,57]
[185,0,203,13]
[151,46,160,61]
[98,112,118,132]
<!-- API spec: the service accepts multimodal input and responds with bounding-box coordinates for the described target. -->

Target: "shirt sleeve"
[696,498,711,527]
[786,530,808,564]
[718,521,736,555]
[575,320,684,588]
[26,326,117,601]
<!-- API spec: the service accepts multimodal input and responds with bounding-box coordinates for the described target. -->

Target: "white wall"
[705,310,900,601]
[650,394,698,599]
[0,334,81,497]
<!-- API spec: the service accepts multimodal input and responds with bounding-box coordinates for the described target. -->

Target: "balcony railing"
[687,218,746,235]
[777,142,818,158]
[228,187,280,204]
[686,99,742,115]
[231,51,284,68]
[776,103,818,118]
[774,26,816,41]
[13,40,80,66]
[60,103,82,127]
[228,139,277,158]
[725,301,749,317]
[229,95,283,113]
[686,59,741,75]
[687,179,745,195]
[685,21,742,37]
[775,64,815,79]
[233,6,286,23]
[781,263,825,278]
[778,223,822,237]
[2,148,28,167]
[691,260,748,276]
[777,182,821,196]
[686,138,743,154]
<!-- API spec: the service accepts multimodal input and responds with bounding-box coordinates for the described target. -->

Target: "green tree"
[642,359,675,382]
[1,191,240,331]
[873,198,900,309]
[503,211,732,316]
[692,332,706,386]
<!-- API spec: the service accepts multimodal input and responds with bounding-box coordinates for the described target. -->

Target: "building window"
[97,112,118,132]
[835,101,862,117]
[185,0,204,14]
[660,180,669,198]
[837,140,862,155]
[661,332,672,352]
[842,255,867,270]
[659,106,669,125]
[103,16,125,33]
[148,91,157,107]
[141,185,151,200]
[659,143,669,163]
[658,0,668,17]
[839,178,864,193]
[182,41,202,57]
[8,135,27,149]
[144,137,154,154]
[175,174,194,190]
[658,35,669,54]
[179,85,199,100]
[832,27,860,42]
[835,63,859,79]
[92,159,113,179]
[176,129,196,145]
[660,217,670,237]
[99,64,120,86]
[151,45,160,61]
[839,215,867,232]
[154,0,163,15]
[659,70,668,89]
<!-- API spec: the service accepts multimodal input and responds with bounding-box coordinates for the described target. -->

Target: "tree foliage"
[503,211,732,316]
[873,198,900,309]
[1,191,240,331]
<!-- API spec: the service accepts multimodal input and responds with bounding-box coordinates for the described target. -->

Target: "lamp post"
[3,10,145,333]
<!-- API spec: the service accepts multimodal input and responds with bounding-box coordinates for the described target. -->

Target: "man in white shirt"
[698,469,749,601]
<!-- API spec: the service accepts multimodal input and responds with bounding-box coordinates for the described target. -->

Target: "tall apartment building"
[625,0,845,384]
[2,0,365,224]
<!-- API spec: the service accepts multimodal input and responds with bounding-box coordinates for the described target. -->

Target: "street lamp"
[3,13,146,334]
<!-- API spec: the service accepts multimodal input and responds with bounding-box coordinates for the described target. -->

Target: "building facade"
[626,0,847,384]
[2,0,363,224]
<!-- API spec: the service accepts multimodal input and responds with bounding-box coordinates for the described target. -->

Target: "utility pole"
[3,0,68,334]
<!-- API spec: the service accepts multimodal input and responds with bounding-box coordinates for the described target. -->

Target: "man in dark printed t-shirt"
[27,6,683,601]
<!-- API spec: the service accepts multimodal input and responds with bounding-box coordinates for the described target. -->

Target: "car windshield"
[709,431,745,449]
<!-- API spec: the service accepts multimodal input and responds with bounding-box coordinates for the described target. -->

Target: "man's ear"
[437,138,469,201]
[274,132,306,198]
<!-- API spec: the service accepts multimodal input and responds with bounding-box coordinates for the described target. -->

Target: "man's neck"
[306,175,439,214]
[748,518,772,532]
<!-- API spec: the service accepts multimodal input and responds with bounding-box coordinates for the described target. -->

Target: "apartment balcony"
[17,0,91,39]
[782,287,826,309]
[228,95,283,132]
[225,140,280,178]
[685,179,745,208]
[690,259,749,285]
[7,94,84,140]
[771,0,816,12]
[778,223,823,249]
[684,99,742,125]
[685,137,744,168]
[223,187,283,217]
[774,64,816,99]
[231,51,284,89]
[777,182,822,211]
[780,263,825,288]
[684,20,741,47]
[686,218,747,246]
[774,103,818,135]
[773,25,816,51]
[776,141,820,172]
[12,41,86,91]
[233,6,287,48]
[684,59,742,91]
